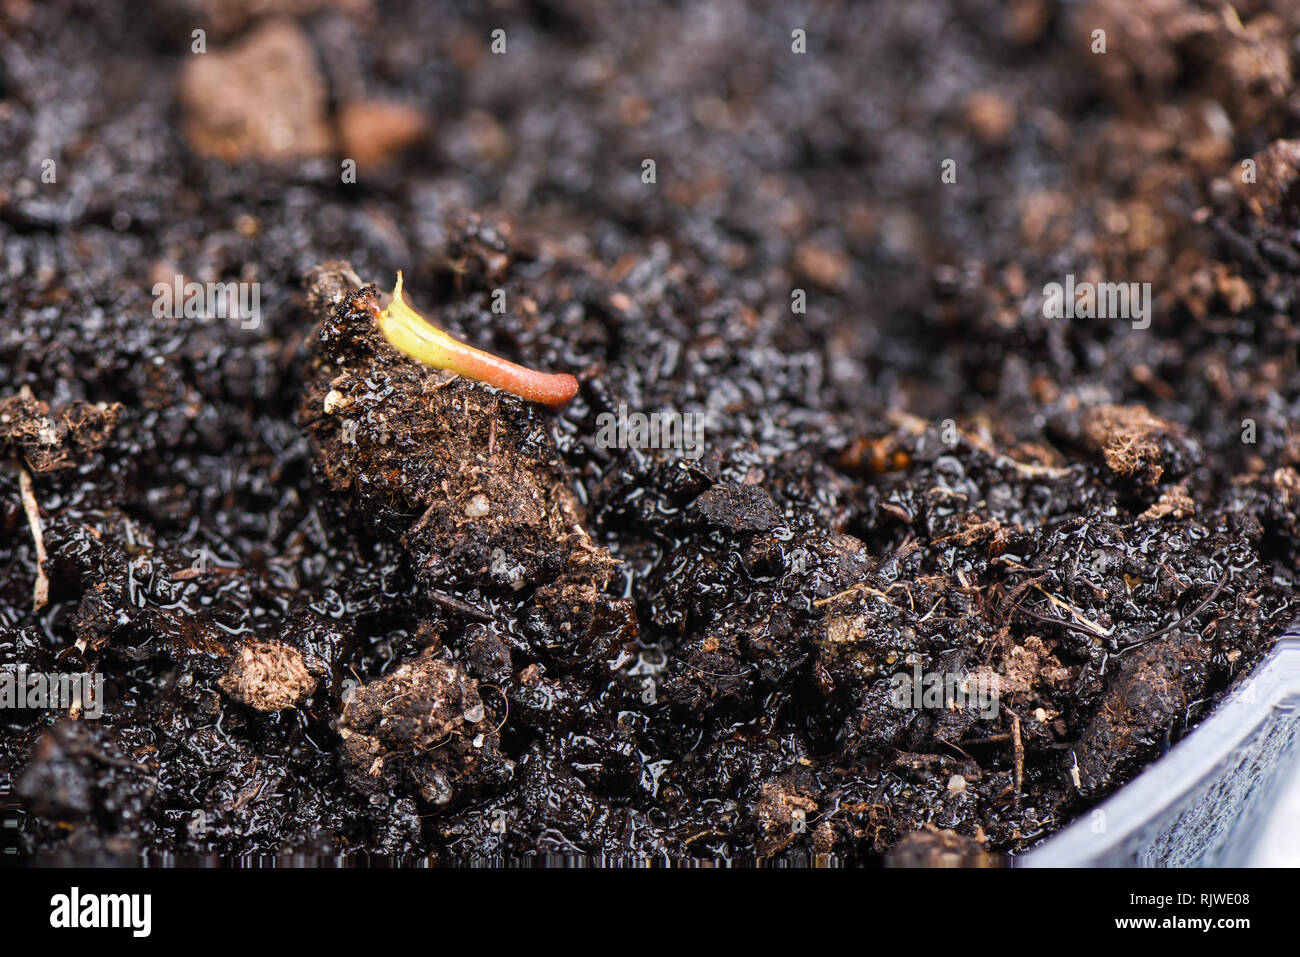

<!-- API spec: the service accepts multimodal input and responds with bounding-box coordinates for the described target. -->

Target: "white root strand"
[18,464,49,612]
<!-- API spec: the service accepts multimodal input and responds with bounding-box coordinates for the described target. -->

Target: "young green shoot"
[368,272,579,407]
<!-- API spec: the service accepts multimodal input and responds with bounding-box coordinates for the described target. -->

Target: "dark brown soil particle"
[0,390,123,474]
[4,0,1300,866]
[337,651,509,807]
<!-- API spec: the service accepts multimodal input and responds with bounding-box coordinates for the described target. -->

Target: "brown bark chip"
[337,100,429,169]
[179,19,335,162]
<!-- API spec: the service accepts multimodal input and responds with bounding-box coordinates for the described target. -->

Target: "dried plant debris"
[1077,404,1200,487]
[218,640,317,712]
[4,0,1300,867]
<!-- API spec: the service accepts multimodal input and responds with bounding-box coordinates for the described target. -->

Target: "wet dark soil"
[3,0,1300,865]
